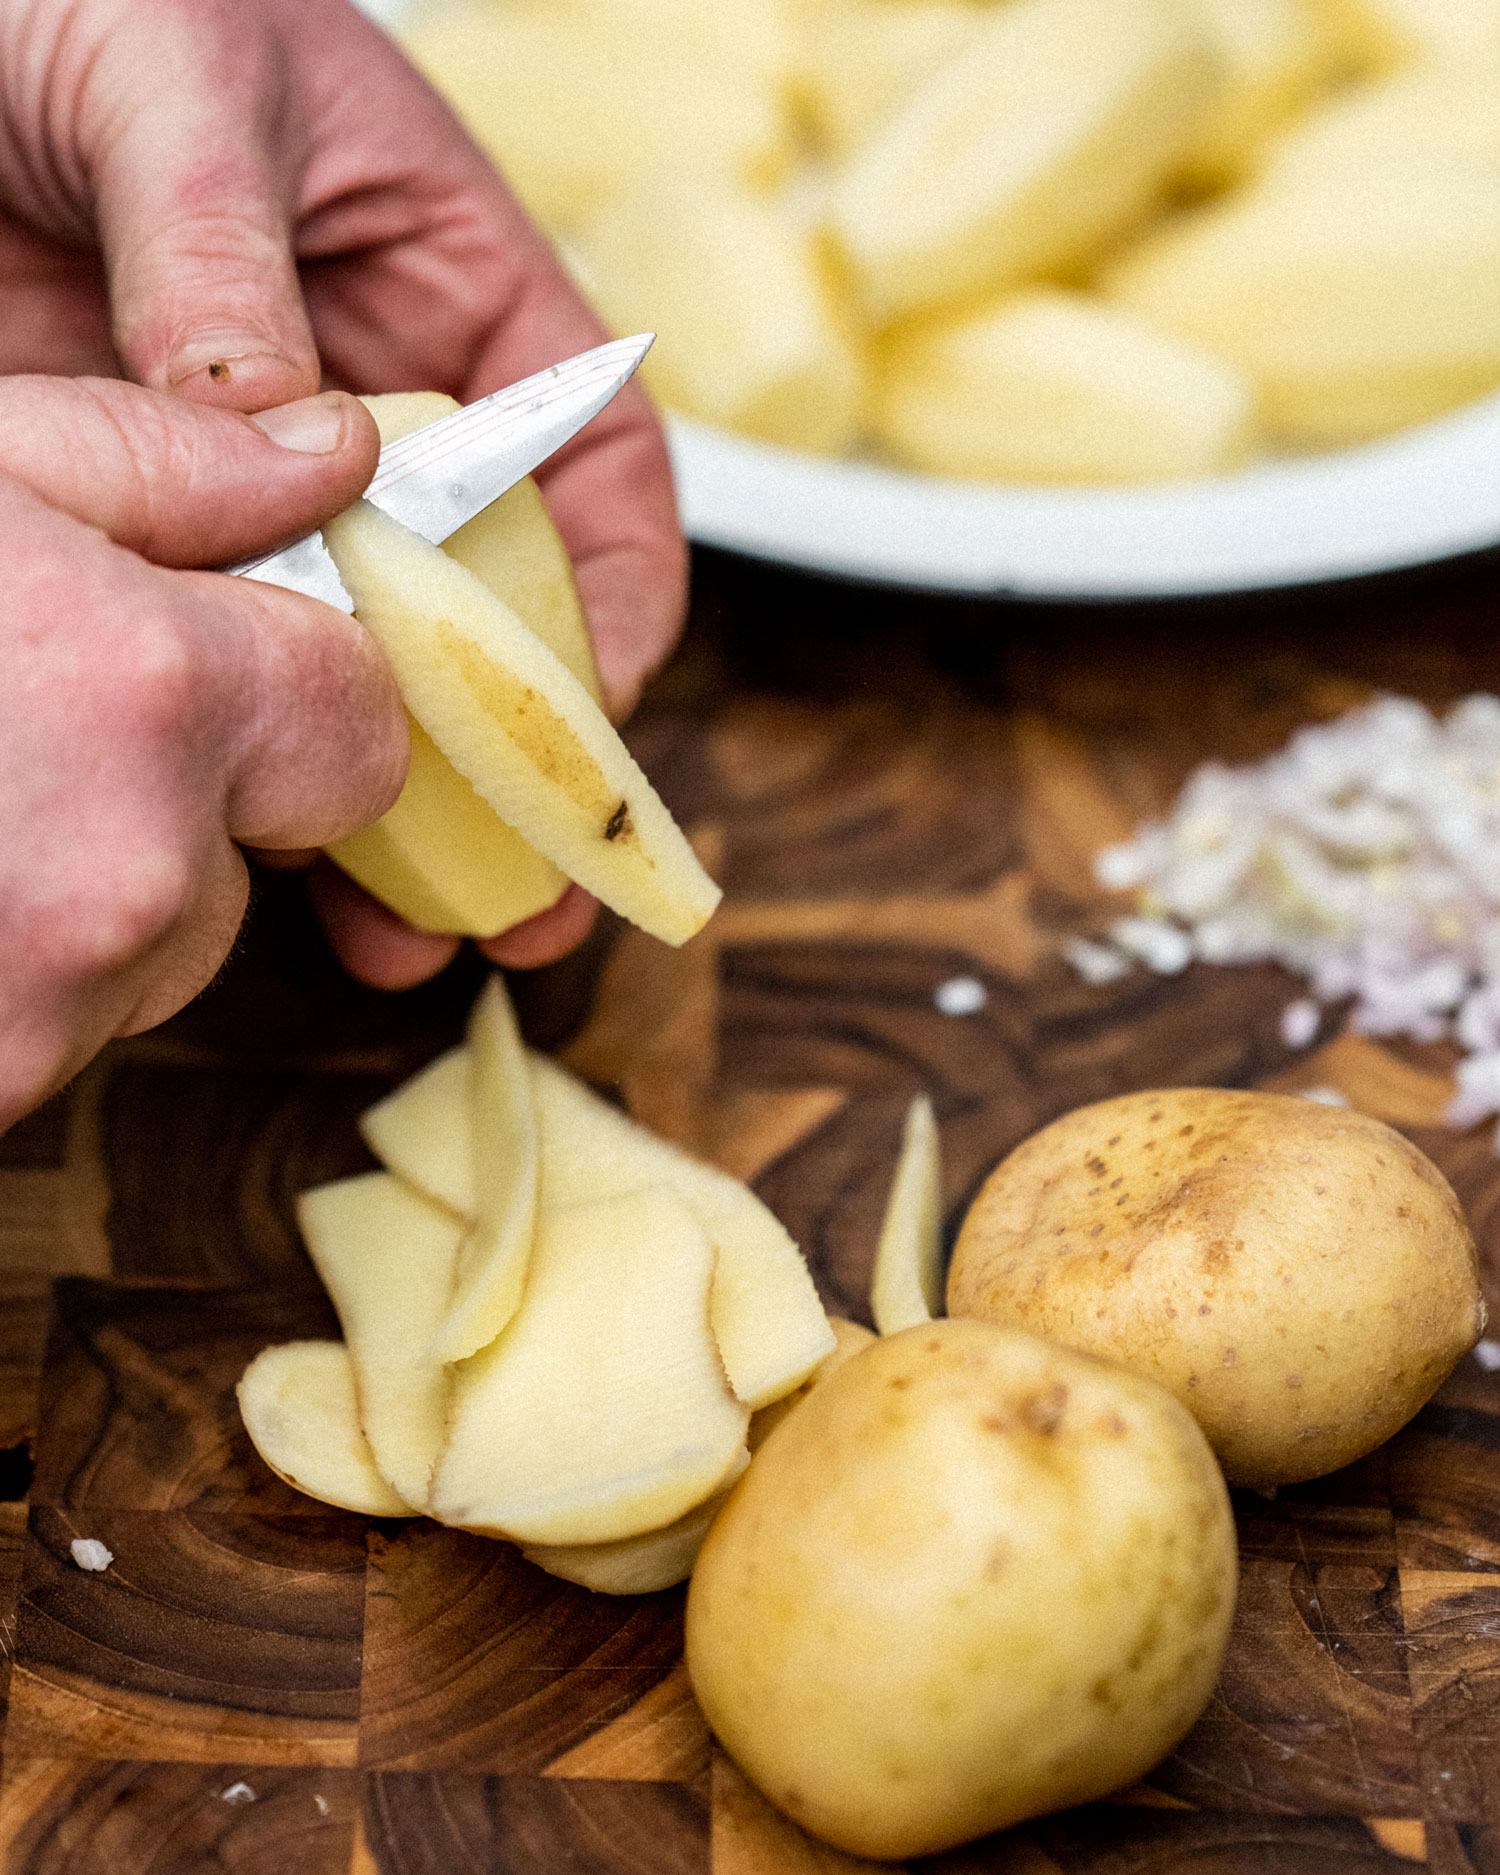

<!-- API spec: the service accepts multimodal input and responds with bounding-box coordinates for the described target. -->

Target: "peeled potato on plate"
[831,0,1225,324]
[874,288,1256,483]
[1106,146,1500,446]
[948,1087,1484,1487]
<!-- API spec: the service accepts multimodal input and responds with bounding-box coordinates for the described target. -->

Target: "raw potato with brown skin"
[947,1087,1485,1487]
[687,1320,1236,1861]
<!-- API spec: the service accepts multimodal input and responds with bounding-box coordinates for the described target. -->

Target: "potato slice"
[1106,145,1500,444]
[325,392,599,939]
[321,501,722,946]
[402,4,791,235]
[795,1,982,162]
[296,1172,464,1510]
[436,976,538,1362]
[532,1057,835,1410]
[520,1450,750,1594]
[830,0,1224,324]
[871,1095,944,1335]
[874,288,1255,483]
[238,1341,411,1517]
[430,1188,751,1545]
[580,176,866,455]
[747,1317,877,1450]
[1177,0,1336,186]
[357,1038,833,1411]
[359,1045,470,1218]
[361,393,602,698]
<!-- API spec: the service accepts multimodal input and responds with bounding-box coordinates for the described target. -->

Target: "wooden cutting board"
[0,551,1496,1873]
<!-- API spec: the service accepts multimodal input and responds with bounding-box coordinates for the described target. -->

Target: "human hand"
[0,0,687,985]
[0,374,408,1130]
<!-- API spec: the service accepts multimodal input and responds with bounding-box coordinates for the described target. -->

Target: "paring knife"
[224,332,655,613]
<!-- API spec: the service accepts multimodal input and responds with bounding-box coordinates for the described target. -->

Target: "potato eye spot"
[605,800,632,841]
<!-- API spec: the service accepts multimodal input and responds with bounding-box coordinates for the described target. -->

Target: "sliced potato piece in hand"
[831,0,1224,323]
[359,1046,470,1217]
[238,1341,411,1517]
[520,1450,751,1594]
[297,1172,464,1510]
[875,288,1255,482]
[361,393,602,700]
[430,1187,750,1545]
[326,392,599,938]
[322,501,721,946]
[1107,145,1500,444]
[436,976,538,1362]
[532,1056,835,1409]
[328,717,570,937]
[871,1094,944,1335]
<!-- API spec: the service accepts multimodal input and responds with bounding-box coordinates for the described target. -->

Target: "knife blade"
[225,332,654,612]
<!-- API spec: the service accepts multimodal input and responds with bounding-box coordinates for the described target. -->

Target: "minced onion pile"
[1068,694,1500,1144]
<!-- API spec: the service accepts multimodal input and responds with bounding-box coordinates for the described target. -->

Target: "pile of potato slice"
[403,0,1500,482]
[239,976,836,1591]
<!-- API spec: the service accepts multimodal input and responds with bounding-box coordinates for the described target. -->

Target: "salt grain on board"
[69,1539,112,1572]
[934,975,987,1016]
[1079,694,1500,1148]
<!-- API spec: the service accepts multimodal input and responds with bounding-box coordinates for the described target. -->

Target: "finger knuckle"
[65,846,194,977]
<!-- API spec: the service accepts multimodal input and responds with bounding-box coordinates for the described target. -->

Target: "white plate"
[669,393,1500,598]
[362,0,1500,600]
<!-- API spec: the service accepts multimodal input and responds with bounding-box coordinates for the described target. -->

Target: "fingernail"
[248,393,351,455]
[167,329,292,390]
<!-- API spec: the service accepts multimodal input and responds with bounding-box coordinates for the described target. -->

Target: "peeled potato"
[238,1342,412,1518]
[1312,0,1500,69]
[830,0,1224,324]
[1263,56,1500,184]
[687,1320,1236,1860]
[580,175,865,455]
[402,4,791,235]
[326,392,599,939]
[875,288,1256,482]
[794,0,982,162]
[947,1088,1485,1488]
[1177,0,1337,186]
[1107,146,1500,444]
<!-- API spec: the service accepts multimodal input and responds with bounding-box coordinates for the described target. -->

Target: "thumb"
[86,5,321,411]
[0,376,380,567]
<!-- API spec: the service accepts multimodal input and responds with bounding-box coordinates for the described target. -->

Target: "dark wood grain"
[360,1526,684,1773]
[6,1507,365,1764]
[7,550,1500,1865]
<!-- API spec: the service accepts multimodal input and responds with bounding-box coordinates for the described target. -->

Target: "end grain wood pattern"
[3,555,1500,1870]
